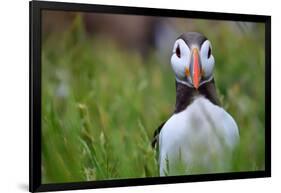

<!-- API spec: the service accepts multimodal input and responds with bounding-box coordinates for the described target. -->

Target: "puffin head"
[171,32,215,89]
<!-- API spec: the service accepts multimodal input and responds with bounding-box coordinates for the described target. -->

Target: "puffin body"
[159,92,239,176]
[152,32,239,176]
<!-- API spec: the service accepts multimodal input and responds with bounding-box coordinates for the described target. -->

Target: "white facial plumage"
[170,38,215,88]
[200,40,215,79]
[171,39,191,82]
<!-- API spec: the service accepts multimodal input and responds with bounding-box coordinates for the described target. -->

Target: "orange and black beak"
[191,48,202,90]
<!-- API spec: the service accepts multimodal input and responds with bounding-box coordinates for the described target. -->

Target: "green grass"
[41,15,265,183]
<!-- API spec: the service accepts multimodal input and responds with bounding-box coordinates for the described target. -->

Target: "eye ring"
[176,45,181,58]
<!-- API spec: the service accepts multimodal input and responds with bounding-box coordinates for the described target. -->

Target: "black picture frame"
[29,0,271,192]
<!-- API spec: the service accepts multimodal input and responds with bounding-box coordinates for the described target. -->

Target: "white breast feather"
[159,96,239,176]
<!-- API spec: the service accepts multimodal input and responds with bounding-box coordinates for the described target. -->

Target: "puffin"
[152,32,239,176]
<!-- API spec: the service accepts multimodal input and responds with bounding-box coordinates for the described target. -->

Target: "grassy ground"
[41,15,265,183]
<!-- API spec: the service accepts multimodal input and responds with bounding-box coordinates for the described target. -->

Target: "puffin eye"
[207,47,211,58]
[176,45,181,58]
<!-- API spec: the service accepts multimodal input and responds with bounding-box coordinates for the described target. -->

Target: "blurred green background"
[41,11,265,183]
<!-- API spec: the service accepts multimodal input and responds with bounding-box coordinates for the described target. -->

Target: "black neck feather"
[174,79,221,113]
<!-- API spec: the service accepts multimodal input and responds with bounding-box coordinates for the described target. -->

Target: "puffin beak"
[192,48,201,90]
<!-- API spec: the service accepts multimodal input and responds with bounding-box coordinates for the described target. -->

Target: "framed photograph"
[29,0,271,192]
